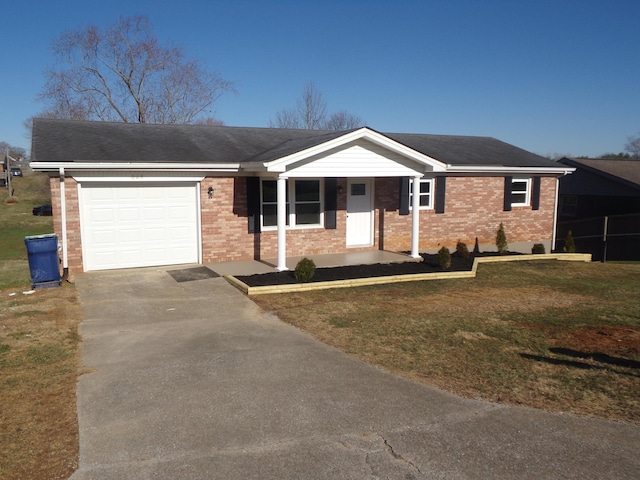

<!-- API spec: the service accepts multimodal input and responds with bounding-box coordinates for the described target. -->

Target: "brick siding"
[55,175,557,273]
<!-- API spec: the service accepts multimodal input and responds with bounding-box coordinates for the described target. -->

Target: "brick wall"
[376,176,556,252]
[50,175,83,273]
[57,175,557,273]
[200,177,361,262]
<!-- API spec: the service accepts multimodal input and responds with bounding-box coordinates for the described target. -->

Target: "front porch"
[206,250,420,277]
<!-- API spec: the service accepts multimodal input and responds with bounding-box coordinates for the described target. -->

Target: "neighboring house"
[556,157,640,260]
[31,118,573,273]
[557,157,640,219]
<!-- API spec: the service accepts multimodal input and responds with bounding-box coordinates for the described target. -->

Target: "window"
[560,195,577,216]
[409,178,434,209]
[261,179,322,229]
[511,178,531,207]
[294,180,321,225]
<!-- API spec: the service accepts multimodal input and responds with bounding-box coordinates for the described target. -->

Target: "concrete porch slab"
[206,250,418,277]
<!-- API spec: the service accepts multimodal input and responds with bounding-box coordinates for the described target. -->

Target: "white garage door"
[79,183,200,271]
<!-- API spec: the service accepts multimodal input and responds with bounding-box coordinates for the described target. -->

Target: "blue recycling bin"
[24,234,61,289]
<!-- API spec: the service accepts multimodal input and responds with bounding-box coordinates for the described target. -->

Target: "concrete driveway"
[71,266,639,479]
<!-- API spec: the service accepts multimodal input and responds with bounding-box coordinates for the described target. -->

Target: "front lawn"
[253,260,640,423]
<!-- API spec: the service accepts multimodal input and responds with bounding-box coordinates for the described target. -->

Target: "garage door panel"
[80,183,199,271]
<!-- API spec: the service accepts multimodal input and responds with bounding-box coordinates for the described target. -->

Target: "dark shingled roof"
[32,118,560,168]
[559,158,640,189]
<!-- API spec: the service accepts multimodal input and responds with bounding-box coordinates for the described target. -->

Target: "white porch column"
[276,176,288,271]
[410,176,421,258]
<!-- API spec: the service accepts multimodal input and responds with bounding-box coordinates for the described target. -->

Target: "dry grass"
[254,260,640,423]
[0,284,83,479]
[0,171,84,478]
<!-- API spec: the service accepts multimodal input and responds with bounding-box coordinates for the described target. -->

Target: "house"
[556,157,640,260]
[557,157,640,220]
[30,118,573,274]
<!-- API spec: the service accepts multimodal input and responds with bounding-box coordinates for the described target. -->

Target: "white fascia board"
[30,161,240,173]
[260,128,447,173]
[445,165,576,176]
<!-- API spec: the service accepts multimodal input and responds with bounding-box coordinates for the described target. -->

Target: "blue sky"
[2,0,639,157]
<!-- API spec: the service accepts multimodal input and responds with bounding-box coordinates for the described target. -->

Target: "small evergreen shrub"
[564,230,576,253]
[473,237,480,254]
[496,223,508,254]
[294,257,316,282]
[438,246,451,270]
[455,241,470,259]
[531,243,546,254]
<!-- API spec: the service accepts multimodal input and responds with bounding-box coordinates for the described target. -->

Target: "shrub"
[473,237,480,254]
[294,257,316,282]
[438,246,451,270]
[455,241,470,258]
[496,223,508,254]
[532,243,546,254]
[564,230,576,253]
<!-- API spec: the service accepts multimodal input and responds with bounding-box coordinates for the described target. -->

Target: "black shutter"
[503,176,513,212]
[399,177,409,215]
[435,176,446,214]
[531,176,541,210]
[246,177,261,233]
[324,178,337,229]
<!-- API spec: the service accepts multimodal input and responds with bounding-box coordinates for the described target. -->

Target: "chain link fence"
[556,213,640,261]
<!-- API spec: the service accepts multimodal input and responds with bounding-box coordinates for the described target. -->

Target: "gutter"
[445,165,576,175]
[30,162,240,172]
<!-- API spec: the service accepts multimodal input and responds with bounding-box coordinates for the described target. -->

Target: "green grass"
[0,171,53,289]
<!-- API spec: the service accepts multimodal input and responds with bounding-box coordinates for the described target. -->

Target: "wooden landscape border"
[225,253,593,296]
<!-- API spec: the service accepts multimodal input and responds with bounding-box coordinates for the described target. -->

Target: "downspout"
[551,176,560,252]
[59,168,69,282]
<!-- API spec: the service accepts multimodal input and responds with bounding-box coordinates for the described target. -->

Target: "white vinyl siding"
[285,139,425,177]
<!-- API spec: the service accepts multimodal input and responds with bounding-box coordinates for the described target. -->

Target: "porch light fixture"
[208,187,214,199]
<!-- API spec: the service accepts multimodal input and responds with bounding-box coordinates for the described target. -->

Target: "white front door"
[346,178,373,247]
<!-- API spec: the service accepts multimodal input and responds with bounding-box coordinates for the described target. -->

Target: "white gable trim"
[257,128,446,174]
[284,139,432,178]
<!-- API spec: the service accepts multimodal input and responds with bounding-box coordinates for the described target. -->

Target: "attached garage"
[79,182,200,271]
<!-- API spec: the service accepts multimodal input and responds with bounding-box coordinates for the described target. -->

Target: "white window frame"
[409,178,434,210]
[260,178,324,230]
[511,178,531,207]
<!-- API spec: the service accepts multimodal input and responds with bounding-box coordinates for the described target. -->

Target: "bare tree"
[624,132,640,159]
[37,15,234,124]
[324,110,364,130]
[271,82,363,131]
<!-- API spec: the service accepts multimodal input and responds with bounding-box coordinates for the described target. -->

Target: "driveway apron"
[71,267,639,479]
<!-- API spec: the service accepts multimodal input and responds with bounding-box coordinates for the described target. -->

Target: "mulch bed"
[236,253,481,287]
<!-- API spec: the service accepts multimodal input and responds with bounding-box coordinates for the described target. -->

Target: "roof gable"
[252,128,445,173]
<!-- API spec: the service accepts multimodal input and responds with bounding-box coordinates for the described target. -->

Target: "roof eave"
[445,165,575,175]
[30,161,241,173]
